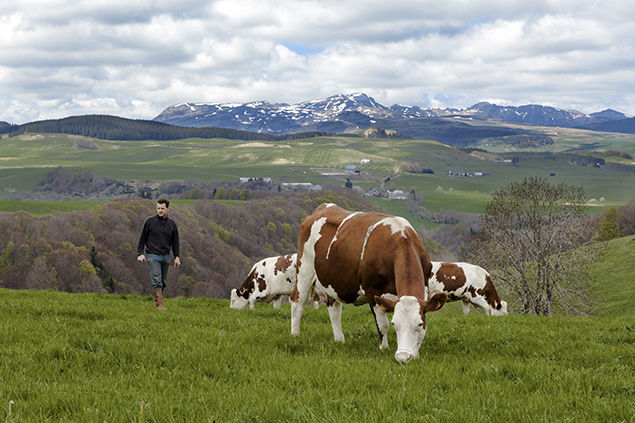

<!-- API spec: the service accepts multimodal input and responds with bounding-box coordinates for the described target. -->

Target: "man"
[137,198,181,310]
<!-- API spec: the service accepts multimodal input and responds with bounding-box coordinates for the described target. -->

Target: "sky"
[1,0,635,124]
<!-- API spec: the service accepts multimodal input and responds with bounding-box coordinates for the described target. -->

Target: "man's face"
[156,203,168,217]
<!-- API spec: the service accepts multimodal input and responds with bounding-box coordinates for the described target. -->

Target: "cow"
[290,203,447,363]
[230,254,320,310]
[429,262,508,316]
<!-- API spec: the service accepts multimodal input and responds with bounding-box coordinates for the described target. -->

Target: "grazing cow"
[429,262,508,316]
[290,203,447,363]
[230,254,320,310]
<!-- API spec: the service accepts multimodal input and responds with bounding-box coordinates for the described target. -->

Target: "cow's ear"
[374,295,397,313]
[421,292,447,313]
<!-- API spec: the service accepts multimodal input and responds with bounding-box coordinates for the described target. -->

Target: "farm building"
[449,170,468,176]
[345,165,361,175]
[280,183,321,192]
[239,177,272,183]
[473,172,491,177]
[387,189,409,201]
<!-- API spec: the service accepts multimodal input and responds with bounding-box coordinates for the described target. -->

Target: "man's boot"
[153,287,165,310]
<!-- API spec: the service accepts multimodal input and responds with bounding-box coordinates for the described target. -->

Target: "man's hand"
[174,256,181,269]
[137,254,146,264]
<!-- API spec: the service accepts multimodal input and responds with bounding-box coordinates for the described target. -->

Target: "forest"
[0,190,393,300]
[0,114,330,141]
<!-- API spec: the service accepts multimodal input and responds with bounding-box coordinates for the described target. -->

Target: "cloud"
[1,0,634,124]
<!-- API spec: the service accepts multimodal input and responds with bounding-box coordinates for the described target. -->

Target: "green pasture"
[590,235,635,317]
[474,121,635,155]
[0,200,107,216]
[1,133,633,213]
[0,199,241,217]
[1,287,634,423]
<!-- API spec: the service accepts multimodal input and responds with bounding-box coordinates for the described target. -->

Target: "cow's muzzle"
[395,351,414,363]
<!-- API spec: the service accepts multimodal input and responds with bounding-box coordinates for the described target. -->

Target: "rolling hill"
[0,114,328,142]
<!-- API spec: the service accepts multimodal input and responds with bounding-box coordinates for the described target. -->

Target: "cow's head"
[488,300,508,316]
[375,293,447,363]
[229,288,249,309]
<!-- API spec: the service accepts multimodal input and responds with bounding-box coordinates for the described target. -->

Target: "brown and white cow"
[290,203,447,363]
[429,262,507,316]
[230,254,320,310]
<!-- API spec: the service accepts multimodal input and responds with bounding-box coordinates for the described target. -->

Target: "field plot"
[1,288,634,422]
[1,133,634,213]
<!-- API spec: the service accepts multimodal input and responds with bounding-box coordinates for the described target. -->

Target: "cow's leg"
[273,296,282,309]
[327,302,345,342]
[311,293,320,309]
[290,301,305,336]
[462,300,471,314]
[372,304,390,349]
[249,299,255,310]
[290,274,313,336]
[292,219,324,336]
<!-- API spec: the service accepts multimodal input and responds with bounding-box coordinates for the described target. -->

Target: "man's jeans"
[146,254,170,290]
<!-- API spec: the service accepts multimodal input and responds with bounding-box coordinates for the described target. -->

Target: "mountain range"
[2,93,634,147]
[153,93,635,140]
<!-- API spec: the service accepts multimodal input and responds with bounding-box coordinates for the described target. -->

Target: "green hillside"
[589,235,635,316]
[1,288,633,422]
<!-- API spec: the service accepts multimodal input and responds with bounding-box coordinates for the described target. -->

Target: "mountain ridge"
[153,92,633,138]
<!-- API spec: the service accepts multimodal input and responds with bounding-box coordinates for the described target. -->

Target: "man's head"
[156,199,170,217]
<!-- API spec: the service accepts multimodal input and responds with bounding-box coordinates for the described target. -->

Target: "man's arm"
[137,218,149,263]
[171,221,180,269]
[171,222,180,258]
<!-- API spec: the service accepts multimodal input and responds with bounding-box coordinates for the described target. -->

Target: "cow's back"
[297,203,430,303]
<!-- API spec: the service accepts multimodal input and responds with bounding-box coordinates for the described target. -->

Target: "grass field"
[1,133,634,214]
[0,200,108,216]
[1,229,633,422]
[1,286,634,423]
[0,199,241,217]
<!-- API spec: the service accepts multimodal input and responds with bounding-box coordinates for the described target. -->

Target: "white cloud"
[1,0,635,124]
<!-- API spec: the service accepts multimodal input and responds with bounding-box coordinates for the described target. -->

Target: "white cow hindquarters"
[291,217,326,337]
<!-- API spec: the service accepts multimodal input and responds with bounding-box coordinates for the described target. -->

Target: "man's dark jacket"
[137,214,180,258]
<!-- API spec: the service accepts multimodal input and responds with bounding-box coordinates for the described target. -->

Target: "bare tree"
[459,177,600,316]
